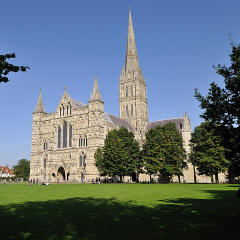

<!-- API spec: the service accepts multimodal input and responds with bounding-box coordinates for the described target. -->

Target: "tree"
[13,159,30,179]
[141,123,186,183]
[189,121,229,183]
[194,41,240,181]
[0,53,29,83]
[94,127,142,182]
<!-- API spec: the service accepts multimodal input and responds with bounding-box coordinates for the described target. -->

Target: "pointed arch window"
[126,86,128,97]
[83,154,86,167]
[80,155,83,167]
[63,106,65,116]
[126,105,129,118]
[60,108,62,117]
[63,122,67,148]
[130,86,133,96]
[43,155,47,168]
[70,105,72,115]
[67,106,69,115]
[58,127,61,148]
[131,104,133,116]
[79,153,86,167]
[69,125,72,147]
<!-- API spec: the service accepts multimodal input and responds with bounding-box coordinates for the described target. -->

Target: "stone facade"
[30,10,227,183]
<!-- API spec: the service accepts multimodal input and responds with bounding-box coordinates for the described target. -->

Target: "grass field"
[0,183,239,240]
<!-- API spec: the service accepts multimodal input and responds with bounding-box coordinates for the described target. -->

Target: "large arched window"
[131,104,133,116]
[63,122,67,148]
[69,125,72,147]
[126,105,129,118]
[58,127,61,148]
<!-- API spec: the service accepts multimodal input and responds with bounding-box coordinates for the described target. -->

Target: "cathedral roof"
[146,118,184,131]
[71,99,86,108]
[104,113,135,132]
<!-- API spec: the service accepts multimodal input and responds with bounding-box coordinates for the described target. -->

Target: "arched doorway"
[57,167,66,182]
[51,173,56,182]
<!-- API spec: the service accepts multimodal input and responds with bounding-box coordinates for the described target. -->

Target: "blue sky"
[1,0,240,167]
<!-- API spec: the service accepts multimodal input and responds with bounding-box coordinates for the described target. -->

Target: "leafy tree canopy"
[94,127,142,181]
[13,159,30,179]
[189,121,229,183]
[142,123,186,183]
[0,53,29,83]
[194,41,240,180]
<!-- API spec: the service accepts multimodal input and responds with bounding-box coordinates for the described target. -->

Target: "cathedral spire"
[90,74,103,101]
[125,8,140,72]
[34,88,45,113]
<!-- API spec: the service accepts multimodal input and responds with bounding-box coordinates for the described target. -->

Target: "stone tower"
[119,9,148,131]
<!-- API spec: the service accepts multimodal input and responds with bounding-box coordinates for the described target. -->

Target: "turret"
[88,74,104,125]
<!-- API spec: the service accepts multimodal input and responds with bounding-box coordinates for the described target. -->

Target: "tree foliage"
[0,53,29,83]
[94,127,142,181]
[142,123,186,183]
[13,159,30,179]
[194,41,240,180]
[189,121,229,183]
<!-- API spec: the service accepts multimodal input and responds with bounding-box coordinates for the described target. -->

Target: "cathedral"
[30,10,220,183]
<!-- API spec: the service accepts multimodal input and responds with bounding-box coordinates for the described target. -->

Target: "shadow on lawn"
[0,189,239,240]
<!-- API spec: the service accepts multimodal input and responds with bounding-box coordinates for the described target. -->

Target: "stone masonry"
[30,10,227,183]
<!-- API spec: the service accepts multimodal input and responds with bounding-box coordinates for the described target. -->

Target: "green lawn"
[0,183,239,240]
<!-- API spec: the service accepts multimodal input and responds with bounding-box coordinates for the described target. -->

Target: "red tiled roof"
[0,166,14,174]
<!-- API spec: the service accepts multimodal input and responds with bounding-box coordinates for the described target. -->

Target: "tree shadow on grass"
[0,189,239,240]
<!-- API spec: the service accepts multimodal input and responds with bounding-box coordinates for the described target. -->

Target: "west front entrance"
[57,167,66,182]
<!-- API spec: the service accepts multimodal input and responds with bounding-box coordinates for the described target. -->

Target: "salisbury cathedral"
[30,10,225,183]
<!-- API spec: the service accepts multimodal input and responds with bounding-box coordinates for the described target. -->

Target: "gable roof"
[146,118,184,131]
[71,99,86,109]
[104,113,135,132]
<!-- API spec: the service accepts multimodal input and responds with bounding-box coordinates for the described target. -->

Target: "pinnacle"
[90,74,103,101]
[34,88,45,113]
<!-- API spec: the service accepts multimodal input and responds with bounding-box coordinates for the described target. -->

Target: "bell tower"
[119,9,148,130]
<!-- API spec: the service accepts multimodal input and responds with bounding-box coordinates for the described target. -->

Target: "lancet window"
[43,142,48,150]
[58,127,61,148]
[69,125,72,147]
[126,105,129,117]
[79,136,88,147]
[43,156,47,168]
[63,121,67,148]
[80,153,86,167]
